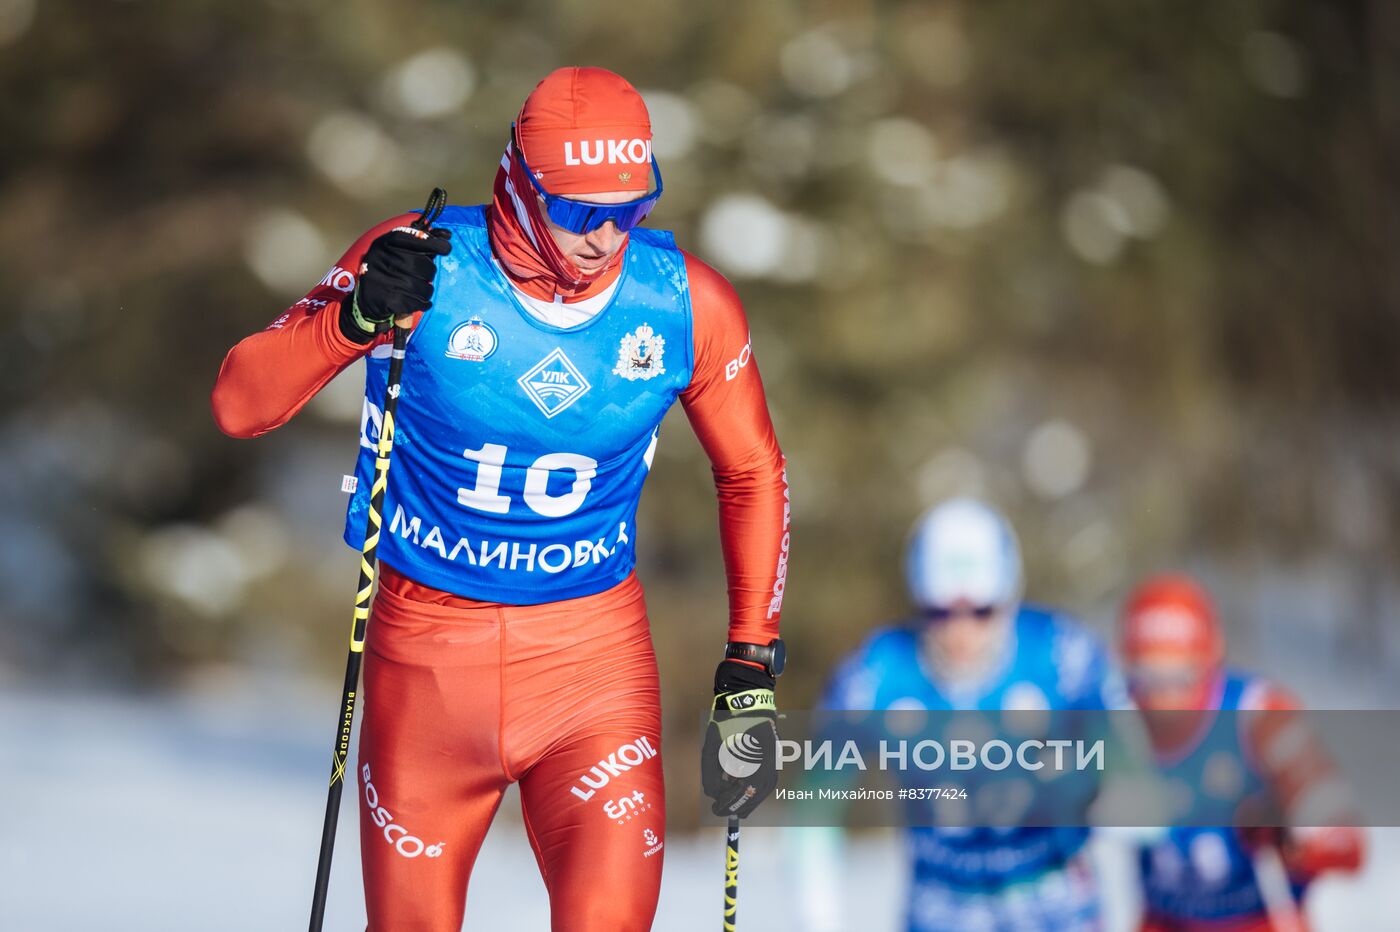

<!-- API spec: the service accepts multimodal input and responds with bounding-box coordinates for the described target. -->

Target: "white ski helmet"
[904,498,1023,610]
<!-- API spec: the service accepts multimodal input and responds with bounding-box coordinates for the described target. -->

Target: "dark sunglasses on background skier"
[922,602,1002,623]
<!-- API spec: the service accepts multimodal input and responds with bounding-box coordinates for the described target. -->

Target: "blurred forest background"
[4,0,1400,825]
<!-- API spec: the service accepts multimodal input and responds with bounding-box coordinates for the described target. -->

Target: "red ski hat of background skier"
[1120,573,1224,666]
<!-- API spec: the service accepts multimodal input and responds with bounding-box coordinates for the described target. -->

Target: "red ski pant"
[357,566,665,931]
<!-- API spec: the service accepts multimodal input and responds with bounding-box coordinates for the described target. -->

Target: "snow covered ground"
[4,680,1396,931]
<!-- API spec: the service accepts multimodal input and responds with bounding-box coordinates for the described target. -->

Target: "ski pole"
[1252,844,1306,932]
[307,186,448,932]
[723,815,740,931]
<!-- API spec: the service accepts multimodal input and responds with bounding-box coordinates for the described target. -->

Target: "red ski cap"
[514,66,654,196]
[1120,574,1224,666]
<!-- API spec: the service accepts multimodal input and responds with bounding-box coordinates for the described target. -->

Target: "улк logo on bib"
[613,323,665,381]
[445,317,498,362]
[519,348,591,418]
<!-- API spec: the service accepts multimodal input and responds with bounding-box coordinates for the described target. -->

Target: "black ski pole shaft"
[308,187,447,932]
[723,816,740,931]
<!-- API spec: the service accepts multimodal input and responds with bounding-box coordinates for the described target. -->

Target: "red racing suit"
[1138,680,1364,932]
[211,211,788,931]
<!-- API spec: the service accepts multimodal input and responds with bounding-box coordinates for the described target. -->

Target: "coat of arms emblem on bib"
[613,323,666,381]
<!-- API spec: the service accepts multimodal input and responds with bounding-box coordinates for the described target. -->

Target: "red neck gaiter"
[485,140,627,303]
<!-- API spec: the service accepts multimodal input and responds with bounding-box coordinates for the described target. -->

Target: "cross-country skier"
[1119,575,1364,932]
[211,66,788,931]
[795,497,1128,931]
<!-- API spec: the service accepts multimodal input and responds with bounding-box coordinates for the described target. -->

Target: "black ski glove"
[701,660,779,818]
[338,227,452,344]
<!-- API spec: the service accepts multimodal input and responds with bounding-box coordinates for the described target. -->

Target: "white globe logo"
[718,733,763,779]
